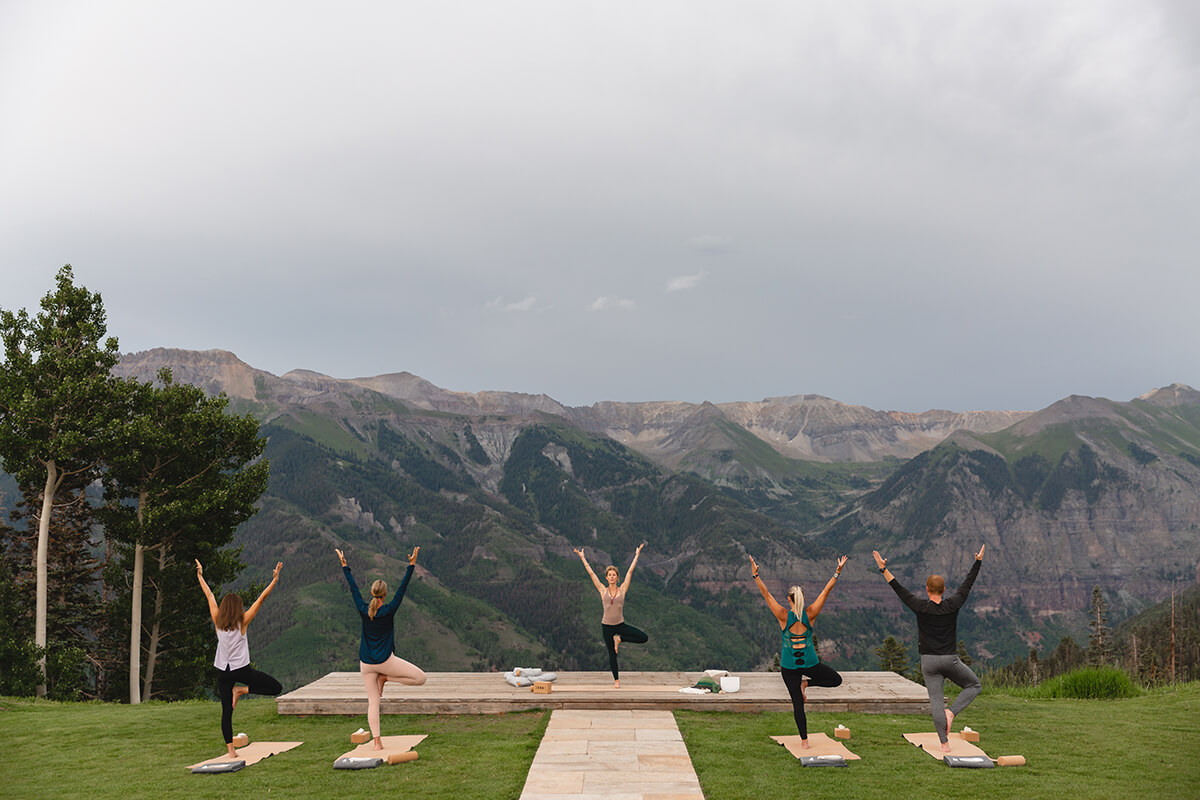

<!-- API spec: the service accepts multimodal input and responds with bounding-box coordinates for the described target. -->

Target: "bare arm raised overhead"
[242,561,282,631]
[620,542,646,594]
[806,555,848,622]
[749,555,788,626]
[574,548,607,593]
[195,559,219,625]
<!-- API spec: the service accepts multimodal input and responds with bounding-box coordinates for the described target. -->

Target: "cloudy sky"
[2,1,1196,412]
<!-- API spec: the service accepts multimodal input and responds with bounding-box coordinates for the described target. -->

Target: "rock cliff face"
[115,348,1030,465]
[573,395,1030,464]
[828,393,1200,618]
[113,347,1200,666]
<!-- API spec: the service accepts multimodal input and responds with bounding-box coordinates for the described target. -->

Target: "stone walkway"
[518,709,704,800]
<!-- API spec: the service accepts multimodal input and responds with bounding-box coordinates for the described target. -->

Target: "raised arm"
[872,550,895,583]
[574,548,606,593]
[195,559,219,624]
[874,549,924,612]
[619,542,646,594]
[243,561,282,629]
[806,555,848,622]
[749,555,788,625]
[377,547,421,617]
[948,545,984,607]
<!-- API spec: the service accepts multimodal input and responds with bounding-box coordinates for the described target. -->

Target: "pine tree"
[956,639,973,667]
[0,556,40,695]
[1088,585,1112,666]
[1,482,108,699]
[1048,636,1084,676]
[875,635,911,676]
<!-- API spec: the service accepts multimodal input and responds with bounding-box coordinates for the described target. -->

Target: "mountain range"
[110,348,1200,685]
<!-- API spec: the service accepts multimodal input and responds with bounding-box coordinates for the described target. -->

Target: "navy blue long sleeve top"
[888,560,981,655]
[342,564,414,664]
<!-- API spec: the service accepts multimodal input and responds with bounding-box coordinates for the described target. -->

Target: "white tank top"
[214,627,250,670]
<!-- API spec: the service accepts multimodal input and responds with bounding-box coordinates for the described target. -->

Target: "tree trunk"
[141,546,167,701]
[35,460,58,698]
[128,489,149,704]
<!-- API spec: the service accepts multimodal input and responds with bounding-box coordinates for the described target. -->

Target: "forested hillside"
[13,347,1187,692]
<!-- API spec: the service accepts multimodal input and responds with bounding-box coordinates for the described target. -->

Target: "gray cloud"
[0,1,1195,410]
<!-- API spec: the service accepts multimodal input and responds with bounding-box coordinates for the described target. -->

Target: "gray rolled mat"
[334,757,385,770]
[943,755,994,769]
[800,755,847,767]
[192,760,247,774]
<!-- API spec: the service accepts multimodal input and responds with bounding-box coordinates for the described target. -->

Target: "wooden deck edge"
[275,698,928,716]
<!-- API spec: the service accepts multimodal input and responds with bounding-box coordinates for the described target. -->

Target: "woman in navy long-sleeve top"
[336,546,427,750]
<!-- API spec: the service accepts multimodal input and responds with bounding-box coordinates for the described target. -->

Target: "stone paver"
[520,710,704,800]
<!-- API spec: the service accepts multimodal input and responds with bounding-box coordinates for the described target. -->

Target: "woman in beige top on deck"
[574,543,647,687]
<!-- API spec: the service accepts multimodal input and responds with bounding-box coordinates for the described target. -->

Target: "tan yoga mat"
[335,734,426,763]
[771,733,861,761]
[903,732,990,761]
[547,684,672,692]
[188,741,303,770]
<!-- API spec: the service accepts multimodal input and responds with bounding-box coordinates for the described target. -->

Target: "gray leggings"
[920,654,982,743]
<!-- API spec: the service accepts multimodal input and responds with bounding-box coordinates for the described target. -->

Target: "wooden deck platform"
[275,671,929,716]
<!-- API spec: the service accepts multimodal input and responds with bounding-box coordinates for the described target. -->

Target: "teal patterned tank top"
[781,608,818,669]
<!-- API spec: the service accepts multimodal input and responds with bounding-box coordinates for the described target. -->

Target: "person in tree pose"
[575,543,648,687]
[749,553,847,747]
[196,559,284,758]
[336,546,427,750]
[873,545,985,752]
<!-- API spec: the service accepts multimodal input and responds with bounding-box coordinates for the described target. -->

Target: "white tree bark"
[141,546,166,701]
[128,489,148,705]
[35,460,57,698]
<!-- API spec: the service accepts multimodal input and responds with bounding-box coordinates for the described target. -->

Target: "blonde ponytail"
[369,580,387,620]
[787,585,805,618]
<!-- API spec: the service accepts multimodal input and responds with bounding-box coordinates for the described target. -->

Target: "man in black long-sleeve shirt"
[873,545,985,752]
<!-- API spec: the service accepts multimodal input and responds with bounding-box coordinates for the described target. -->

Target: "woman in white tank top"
[196,559,285,758]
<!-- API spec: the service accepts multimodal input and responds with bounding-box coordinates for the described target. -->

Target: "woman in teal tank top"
[750,553,847,746]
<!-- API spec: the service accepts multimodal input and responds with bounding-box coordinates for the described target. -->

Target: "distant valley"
[108,348,1200,686]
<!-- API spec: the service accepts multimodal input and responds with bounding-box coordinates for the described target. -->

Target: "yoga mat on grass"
[771,733,861,761]
[188,741,303,771]
[545,684,671,692]
[902,732,990,761]
[334,734,426,765]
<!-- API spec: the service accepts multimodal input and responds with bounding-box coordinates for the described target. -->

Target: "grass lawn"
[3,684,1198,800]
[0,696,547,800]
[676,683,1200,800]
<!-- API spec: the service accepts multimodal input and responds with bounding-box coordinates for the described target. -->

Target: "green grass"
[0,696,546,800]
[5,685,1198,799]
[1022,667,1141,699]
[274,409,371,459]
[676,683,1200,800]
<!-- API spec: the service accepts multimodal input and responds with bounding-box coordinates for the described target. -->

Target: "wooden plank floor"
[275,671,929,716]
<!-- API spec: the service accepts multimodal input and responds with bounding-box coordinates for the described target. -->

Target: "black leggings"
[780,663,842,739]
[601,622,648,680]
[217,665,282,743]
